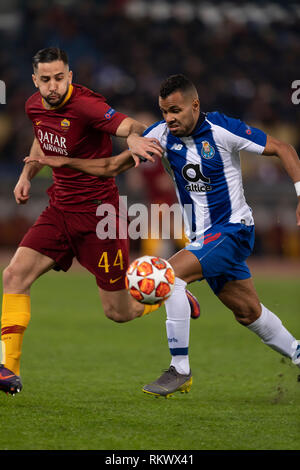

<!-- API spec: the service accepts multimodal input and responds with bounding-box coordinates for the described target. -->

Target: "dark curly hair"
[32,47,69,70]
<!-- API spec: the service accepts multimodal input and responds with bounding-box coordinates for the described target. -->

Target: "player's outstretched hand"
[127,135,163,167]
[24,155,68,168]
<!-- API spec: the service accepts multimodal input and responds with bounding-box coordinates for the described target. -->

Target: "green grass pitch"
[0,269,299,450]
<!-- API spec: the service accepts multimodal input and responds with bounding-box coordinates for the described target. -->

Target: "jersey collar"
[189,111,206,136]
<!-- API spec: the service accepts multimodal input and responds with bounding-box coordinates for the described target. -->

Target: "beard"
[42,84,70,107]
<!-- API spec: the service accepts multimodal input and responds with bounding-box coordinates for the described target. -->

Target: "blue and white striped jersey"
[144,111,267,241]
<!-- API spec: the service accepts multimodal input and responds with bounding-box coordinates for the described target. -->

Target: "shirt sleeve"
[143,121,171,167]
[143,120,165,140]
[85,97,128,134]
[207,112,267,155]
[25,98,33,121]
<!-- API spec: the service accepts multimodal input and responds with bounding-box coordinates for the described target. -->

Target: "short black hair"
[32,47,69,70]
[159,74,197,99]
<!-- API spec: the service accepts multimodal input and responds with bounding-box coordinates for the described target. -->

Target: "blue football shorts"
[185,222,255,295]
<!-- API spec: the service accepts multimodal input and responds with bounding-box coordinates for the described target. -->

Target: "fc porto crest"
[201,140,215,159]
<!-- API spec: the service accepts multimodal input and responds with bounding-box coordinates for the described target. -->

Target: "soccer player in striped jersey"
[22,74,300,398]
[141,74,300,397]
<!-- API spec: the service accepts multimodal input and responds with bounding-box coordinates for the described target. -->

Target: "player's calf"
[102,297,161,322]
[103,305,134,323]
[99,287,164,323]
[99,288,144,323]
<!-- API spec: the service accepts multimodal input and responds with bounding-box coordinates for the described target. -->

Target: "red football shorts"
[19,205,129,291]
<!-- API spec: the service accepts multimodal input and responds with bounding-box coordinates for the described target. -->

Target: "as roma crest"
[60,119,70,128]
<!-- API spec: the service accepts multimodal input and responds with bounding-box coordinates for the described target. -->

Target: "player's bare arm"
[115,117,163,166]
[14,138,45,205]
[24,150,135,177]
[263,135,300,225]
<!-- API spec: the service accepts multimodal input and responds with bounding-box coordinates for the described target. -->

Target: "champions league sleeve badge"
[201,141,215,159]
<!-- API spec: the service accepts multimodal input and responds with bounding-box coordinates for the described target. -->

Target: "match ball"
[125,255,175,304]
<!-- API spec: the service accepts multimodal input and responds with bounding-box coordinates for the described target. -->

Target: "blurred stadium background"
[0,0,299,270]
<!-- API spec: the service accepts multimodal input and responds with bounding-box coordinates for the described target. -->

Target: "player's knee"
[2,261,34,294]
[233,302,261,326]
[2,264,26,292]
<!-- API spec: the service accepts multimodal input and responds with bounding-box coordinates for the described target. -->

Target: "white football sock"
[247,304,296,358]
[165,277,191,375]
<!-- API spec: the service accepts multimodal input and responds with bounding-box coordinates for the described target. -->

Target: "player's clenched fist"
[14,178,31,205]
[127,134,163,166]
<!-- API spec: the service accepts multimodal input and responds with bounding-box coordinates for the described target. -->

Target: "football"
[125,255,175,304]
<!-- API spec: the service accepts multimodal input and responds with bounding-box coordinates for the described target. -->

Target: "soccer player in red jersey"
[0,47,164,395]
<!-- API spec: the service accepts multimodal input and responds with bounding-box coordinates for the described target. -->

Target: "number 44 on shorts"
[98,249,124,273]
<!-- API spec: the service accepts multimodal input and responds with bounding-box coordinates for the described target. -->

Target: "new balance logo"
[168,337,178,343]
[291,340,300,365]
[171,143,183,151]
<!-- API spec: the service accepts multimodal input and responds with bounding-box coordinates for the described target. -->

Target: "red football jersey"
[25,83,128,212]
